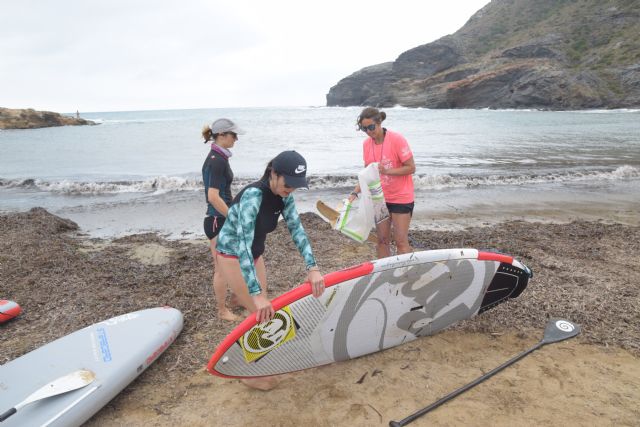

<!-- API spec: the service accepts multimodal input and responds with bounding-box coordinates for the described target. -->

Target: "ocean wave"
[568,108,640,114]
[414,165,639,189]
[0,176,202,194]
[1,166,637,195]
[476,108,640,114]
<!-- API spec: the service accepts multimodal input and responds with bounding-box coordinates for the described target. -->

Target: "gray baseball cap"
[210,118,245,135]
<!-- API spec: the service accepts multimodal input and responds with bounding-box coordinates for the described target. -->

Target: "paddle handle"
[0,407,17,422]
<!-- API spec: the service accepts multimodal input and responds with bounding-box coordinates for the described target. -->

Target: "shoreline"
[2,178,637,240]
[1,208,639,425]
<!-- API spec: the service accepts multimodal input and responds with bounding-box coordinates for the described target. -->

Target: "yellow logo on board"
[240,306,296,362]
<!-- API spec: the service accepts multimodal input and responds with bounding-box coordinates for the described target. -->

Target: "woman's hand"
[252,293,274,323]
[307,268,325,298]
[348,185,360,203]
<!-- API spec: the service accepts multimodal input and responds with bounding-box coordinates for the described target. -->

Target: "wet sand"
[1,208,639,426]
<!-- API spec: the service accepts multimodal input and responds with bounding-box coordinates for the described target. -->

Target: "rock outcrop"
[327,0,640,109]
[0,108,97,130]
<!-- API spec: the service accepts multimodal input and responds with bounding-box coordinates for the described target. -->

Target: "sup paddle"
[0,369,96,422]
[389,319,581,427]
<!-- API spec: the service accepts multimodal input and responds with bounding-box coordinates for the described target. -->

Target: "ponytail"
[202,126,213,143]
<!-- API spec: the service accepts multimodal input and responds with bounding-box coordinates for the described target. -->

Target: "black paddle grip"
[0,407,17,422]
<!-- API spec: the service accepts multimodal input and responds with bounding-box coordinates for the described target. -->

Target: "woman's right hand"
[252,293,275,323]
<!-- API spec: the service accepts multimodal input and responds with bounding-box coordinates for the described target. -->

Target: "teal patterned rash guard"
[216,179,317,296]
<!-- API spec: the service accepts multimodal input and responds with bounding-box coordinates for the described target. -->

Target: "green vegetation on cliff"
[327,0,640,109]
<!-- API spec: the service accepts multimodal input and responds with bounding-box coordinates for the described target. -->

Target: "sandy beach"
[1,208,639,426]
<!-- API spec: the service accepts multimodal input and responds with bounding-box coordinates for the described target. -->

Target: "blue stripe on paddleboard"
[96,327,112,362]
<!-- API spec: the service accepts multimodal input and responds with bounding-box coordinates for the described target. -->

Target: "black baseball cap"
[272,150,309,189]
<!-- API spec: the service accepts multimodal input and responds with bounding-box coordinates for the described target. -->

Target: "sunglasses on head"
[359,123,376,132]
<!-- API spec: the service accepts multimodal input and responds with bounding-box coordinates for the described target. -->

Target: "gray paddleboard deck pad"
[208,249,531,378]
[0,307,183,427]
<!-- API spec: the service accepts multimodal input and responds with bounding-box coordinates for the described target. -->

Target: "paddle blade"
[22,369,96,406]
[541,319,580,345]
[0,370,96,421]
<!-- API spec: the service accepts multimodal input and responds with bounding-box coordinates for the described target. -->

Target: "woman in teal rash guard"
[216,151,325,388]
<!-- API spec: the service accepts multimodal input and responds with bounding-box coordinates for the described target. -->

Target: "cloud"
[0,0,490,112]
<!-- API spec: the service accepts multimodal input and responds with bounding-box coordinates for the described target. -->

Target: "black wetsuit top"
[202,147,233,217]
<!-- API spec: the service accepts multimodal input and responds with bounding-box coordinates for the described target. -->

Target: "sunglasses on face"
[359,123,376,132]
[223,132,238,140]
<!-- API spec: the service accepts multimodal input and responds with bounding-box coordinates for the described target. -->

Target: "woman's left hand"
[307,268,325,298]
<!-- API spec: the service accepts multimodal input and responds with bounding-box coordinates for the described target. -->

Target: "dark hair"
[357,107,386,127]
[260,160,278,181]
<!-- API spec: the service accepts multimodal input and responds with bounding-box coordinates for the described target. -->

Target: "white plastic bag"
[359,162,390,225]
[335,163,389,243]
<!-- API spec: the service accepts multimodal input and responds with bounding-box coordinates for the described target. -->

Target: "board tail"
[478,252,531,313]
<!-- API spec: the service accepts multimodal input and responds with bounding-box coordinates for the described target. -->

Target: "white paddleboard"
[208,249,531,378]
[0,307,183,427]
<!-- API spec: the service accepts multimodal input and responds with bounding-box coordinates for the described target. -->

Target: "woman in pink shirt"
[349,107,416,258]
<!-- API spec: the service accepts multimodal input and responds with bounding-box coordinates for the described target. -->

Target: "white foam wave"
[414,166,639,189]
[477,108,640,114]
[569,108,640,114]
[1,166,637,195]
[0,176,202,194]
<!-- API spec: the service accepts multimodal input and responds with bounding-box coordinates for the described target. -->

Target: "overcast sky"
[1,1,490,113]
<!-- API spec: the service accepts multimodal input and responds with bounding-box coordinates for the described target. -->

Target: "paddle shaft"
[389,341,545,427]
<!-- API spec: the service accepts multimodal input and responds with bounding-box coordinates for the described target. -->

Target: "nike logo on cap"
[294,165,306,174]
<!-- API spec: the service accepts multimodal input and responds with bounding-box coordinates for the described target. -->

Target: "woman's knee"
[217,259,254,310]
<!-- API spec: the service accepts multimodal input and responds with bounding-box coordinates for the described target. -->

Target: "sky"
[1,0,490,113]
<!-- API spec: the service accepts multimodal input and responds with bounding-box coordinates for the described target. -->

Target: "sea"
[1,107,639,239]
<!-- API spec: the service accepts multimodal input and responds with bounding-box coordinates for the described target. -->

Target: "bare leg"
[210,238,241,321]
[375,218,392,259]
[391,212,413,255]
[216,255,278,391]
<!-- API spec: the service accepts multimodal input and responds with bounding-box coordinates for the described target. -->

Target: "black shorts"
[204,216,225,240]
[386,202,414,215]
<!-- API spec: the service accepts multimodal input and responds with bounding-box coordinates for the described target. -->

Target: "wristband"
[306,265,319,272]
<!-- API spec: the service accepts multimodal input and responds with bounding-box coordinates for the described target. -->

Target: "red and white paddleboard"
[207,248,532,378]
[0,300,21,323]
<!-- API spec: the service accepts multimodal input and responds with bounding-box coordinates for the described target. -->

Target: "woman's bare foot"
[240,377,278,391]
[218,308,242,322]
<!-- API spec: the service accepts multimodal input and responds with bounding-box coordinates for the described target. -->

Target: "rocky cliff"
[0,108,97,129]
[327,0,640,109]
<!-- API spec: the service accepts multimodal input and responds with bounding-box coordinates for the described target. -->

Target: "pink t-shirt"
[362,129,414,204]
